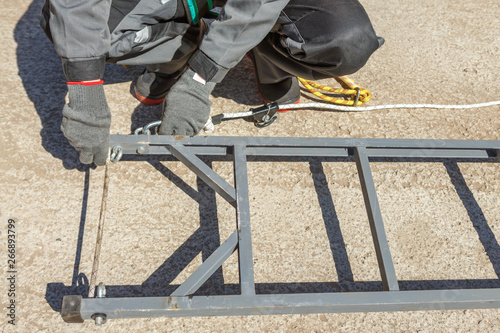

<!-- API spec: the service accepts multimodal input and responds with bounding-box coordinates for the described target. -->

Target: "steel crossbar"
[61,135,500,324]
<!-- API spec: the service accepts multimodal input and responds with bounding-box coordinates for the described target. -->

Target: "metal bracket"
[211,102,279,127]
[251,102,279,127]
[62,135,500,324]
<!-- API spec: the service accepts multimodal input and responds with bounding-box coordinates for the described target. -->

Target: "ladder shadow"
[45,156,500,311]
[126,158,227,297]
[309,159,354,284]
[45,169,91,311]
[47,155,359,300]
[444,160,500,278]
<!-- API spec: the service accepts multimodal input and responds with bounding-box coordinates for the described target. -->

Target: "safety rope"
[136,76,500,133]
[88,164,111,298]
[205,99,500,130]
[297,76,372,106]
[289,75,500,112]
[279,100,500,112]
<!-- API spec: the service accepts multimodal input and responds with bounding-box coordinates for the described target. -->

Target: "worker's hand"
[61,81,111,166]
[158,68,215,136]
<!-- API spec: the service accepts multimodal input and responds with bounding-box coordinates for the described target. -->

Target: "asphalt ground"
[1,0,499,331]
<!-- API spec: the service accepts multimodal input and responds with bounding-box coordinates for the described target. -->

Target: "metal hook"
[110,146,123,163]
[134,120,162,135]
[353,87,361,106]
[143,120,162,135]
[254,115,278,128]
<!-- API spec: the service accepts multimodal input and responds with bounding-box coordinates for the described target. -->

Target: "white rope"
[206,100,500,131]
[278,100,500,112]
[221,111,256,119]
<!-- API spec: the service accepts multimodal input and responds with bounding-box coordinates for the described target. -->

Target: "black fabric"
[251,0,381,83]
[247,50,300,103]
[188,49,229,83]
[140,21,205,75]
[109,0,187,32]
[135,67,185,100]
[40,0,53,43]
[62,57,106,81]
[108,0,141,32]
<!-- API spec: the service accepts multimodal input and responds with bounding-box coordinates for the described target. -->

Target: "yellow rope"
[297,76,372,106]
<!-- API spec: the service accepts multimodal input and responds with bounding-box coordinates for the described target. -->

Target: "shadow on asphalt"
[45,155,500,313]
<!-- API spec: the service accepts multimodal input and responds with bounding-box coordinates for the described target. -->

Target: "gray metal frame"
[61,135,500,323]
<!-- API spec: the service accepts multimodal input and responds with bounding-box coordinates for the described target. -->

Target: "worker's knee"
[304,23,381,78]
[280,0,381,77]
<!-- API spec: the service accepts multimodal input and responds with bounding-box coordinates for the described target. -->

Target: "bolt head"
[94,315,105,326]
[96,282,106,298]
[92,313,107,326]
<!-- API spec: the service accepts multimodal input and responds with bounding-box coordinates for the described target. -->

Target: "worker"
[40,0,383,166]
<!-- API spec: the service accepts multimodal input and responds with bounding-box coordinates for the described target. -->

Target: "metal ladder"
[61,135,500,324]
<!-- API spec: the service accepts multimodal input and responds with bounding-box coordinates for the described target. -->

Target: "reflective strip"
[134,27,150,44]
[67,80,103,86]
[186,0,199,25]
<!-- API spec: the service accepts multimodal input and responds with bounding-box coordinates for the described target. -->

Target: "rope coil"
[291,75,500,112]
[298,76,372,106]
